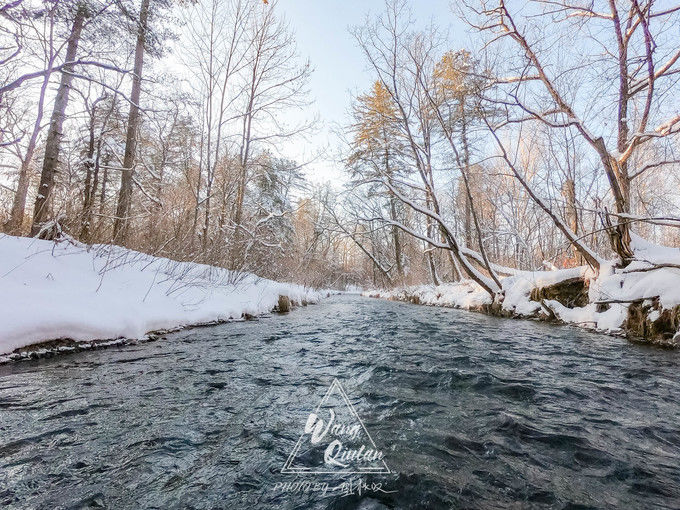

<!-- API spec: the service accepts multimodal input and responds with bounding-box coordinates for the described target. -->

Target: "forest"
[1,0,679,294]
[3,3,680,507]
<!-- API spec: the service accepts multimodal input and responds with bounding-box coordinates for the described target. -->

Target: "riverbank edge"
[363,279,680,349]
[0,235,331,362]
[0,294,324,364]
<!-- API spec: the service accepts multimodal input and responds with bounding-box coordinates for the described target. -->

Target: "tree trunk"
[98,152,110,217]
[230,156,248,268]
[460,107,473,248]
[7,63,53,234]
[384,149,403,280]
[30,4,87,236]
[113,0,150,243]
[562,178,580,263]
[595,144,634,263]
[425,194,439,286]
[149,153,166,247]
[202,180,212,257]
[79,103,97,242]
[8,152,35,235]
[447,249,462,281]
[389,196,403,279]
[611,7,633,263]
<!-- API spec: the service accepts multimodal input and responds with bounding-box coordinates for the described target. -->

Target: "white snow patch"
[366,280,492,310]
[365,241,680,337]
[0,235,324,355]
[501,266,590,316]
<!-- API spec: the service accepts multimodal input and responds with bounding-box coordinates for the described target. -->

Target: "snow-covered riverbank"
[0,235,324,358]
[364,236,680,346]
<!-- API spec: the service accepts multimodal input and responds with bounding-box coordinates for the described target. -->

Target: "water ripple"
[0,295,679,509]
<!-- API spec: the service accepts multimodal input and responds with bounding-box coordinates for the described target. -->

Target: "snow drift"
[0,235,323,356]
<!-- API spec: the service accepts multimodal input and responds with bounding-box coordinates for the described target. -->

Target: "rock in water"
[277,295,291,313]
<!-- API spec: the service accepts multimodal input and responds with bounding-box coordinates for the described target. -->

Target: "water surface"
[1,295,679,509]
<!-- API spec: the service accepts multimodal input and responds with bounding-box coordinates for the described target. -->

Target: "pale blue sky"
[276,0,470,183]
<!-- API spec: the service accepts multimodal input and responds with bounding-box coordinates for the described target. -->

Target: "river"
[1,295,679,509]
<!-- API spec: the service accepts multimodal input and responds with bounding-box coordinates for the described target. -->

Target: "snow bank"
[0,235,323,355]
[364,242,680,340]
[368,280,492,310]
[502,266,590,316]
[364,267,589,318]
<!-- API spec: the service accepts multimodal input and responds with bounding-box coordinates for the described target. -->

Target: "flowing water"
[1,295,679,509]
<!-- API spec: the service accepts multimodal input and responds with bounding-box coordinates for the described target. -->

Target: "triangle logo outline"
[281,378,391,475]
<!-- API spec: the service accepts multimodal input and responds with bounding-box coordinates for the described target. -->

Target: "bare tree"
[31,2,89,236]
[466,0,680,265]
[230,0,312,266]
[113,0,150,242]
[3,2,61,233]
[352,0,501,296]
[181,0,253,255]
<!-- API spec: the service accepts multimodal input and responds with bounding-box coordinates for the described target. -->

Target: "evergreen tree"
[433,50,484,248]
[349,81,405,279]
